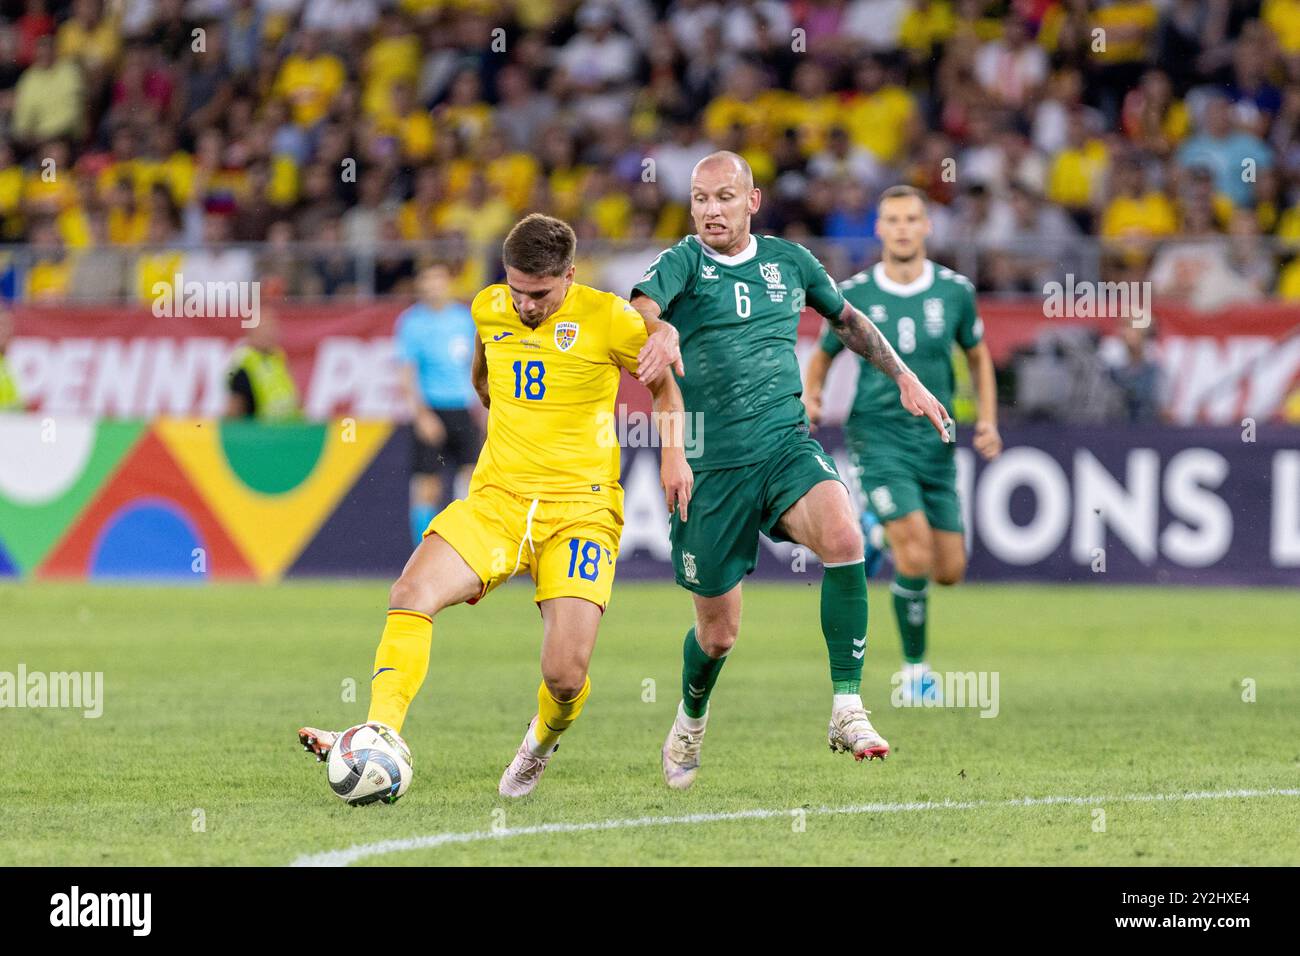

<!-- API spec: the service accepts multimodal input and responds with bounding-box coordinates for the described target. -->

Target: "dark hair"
[502,213,576,277]
[878,184,929,209]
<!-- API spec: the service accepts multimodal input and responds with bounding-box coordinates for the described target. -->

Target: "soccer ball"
[327,722,413,806]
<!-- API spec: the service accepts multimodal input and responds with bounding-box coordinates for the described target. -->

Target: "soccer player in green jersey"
[630,153,951,788]
[803,185,1003,704]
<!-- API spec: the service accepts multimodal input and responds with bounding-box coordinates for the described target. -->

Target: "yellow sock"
[531,676,591,753]
[367,609,433,733]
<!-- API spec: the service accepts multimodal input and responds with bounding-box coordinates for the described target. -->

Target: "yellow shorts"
[426,484,623,609]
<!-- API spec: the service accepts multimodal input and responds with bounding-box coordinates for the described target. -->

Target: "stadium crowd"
[2,0,1300,305]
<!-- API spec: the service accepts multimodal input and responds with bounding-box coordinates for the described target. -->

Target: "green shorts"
[847,437,963,533]
[670,430,844,597]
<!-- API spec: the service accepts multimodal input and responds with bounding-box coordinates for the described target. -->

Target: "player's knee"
[388,574,444,617]
[934,559,966,586]
[695,619,738,657]
[893,541,933,578]
[542,668,587,703]
[817,516,864,565]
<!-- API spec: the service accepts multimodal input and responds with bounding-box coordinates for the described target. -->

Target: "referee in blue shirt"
[395,263,482,546]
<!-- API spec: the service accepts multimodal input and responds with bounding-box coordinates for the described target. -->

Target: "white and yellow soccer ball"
[327,722,413,806]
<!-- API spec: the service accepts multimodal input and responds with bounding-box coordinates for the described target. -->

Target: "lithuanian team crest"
[553,321,579,351]
[554,321,579,351]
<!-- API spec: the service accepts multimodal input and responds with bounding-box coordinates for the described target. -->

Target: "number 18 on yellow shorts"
[425,484,623,609]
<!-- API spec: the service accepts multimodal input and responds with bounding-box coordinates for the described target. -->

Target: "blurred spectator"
[1101,318,1163,423]
[1121,70,1190,158]
[846,56,917,166]
[1090,0,1160,124]
[273,30,344,129]
[493,63,557,153]
[1177,94,1273,207]
[809,126,886,193]
[1100,156,1178,272]
[68,208,126,301]
[1046,107,1110,231]
[974,15,1048,110]
[305,219,356,297]
[134,205,184,302]
[1148,200,1262,310]
[823,178,878,271]
[26,218,71,301]
[557,3,638,125]
[184,212,254,287]
[13,36,83,144]
[0,306,20,410]
[985,183,1081,291]
[653,117,714,204]
[225,309,301,421]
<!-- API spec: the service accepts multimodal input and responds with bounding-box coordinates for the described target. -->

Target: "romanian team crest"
[760,262,784,287]
[554,321,579,351]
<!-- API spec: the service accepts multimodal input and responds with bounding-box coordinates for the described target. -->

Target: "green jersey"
[633,234,844,470]
[820,260,982,451]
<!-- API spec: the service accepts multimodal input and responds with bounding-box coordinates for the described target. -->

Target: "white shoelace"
[510,498,540,578]
[669,726,705,764]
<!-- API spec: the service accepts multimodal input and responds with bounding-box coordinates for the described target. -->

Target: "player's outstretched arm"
[802,347,834,429]
[966,340,1002,459]
[646,368,693,521]
[828,301,952,442]
[470,333,490,409]
[631,295,684,385]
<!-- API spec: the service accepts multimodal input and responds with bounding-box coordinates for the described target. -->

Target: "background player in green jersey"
[804,185,1003,703]
[630,153,951,788]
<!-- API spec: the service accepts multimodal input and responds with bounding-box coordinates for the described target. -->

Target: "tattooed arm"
[826,300,953,441]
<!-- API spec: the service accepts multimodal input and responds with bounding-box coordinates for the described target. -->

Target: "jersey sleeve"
[608,296,649,373]
[393,311,417,364]
[793,242,845,319]
[818,320,846,358]
[469,286,504,336]
[630,242,692,315]
[955,279,984,350]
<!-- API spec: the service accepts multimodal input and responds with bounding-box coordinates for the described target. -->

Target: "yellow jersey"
[470,282,647,502]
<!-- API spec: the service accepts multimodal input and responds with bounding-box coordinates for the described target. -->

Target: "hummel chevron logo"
[687,683,707,698]
[852,638,865,647]
[851,638,866,660]
[493,332,513,341]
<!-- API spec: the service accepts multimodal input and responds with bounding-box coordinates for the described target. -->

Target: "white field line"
[289,787,1300,867]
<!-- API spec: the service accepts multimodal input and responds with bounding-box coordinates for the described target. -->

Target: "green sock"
[821,560,868,695]
[681,626,726,719]
[891,573,929,663]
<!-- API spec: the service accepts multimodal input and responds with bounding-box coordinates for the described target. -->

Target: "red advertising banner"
[7,299,1300,423]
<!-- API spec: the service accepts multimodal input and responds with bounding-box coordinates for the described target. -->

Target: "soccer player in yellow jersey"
[300,214,690,798]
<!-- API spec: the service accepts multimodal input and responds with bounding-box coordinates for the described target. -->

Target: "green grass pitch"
[0,579,1296,866]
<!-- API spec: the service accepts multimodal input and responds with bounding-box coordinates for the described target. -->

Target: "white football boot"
[828,705,890,761]
[498,718,553,798]
[661,704,708,790]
